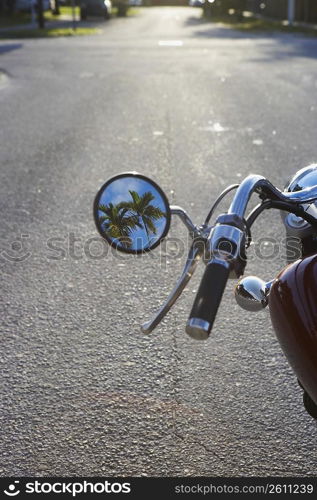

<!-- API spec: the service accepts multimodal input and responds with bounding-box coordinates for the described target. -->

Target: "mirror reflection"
[94,174,170,253]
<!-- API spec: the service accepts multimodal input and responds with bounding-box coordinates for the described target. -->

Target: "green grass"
[0,4,139,29]
[47,5,139,19]
[59,6,80,16]
[45,6,80,19]
[111,6,140,17]
[0,6,81,27]
[0,27,100,38]
[126,7,140,16]
[205,12,317,36]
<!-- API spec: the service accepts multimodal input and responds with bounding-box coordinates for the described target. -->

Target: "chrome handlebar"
[142,174,317,337]
[228,174,317,219]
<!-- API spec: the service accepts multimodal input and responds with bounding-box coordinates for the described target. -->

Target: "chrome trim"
[305,202,317,219]
[205,225,245,278]
[286,165,317,192]
[186,318,211,340]
[141,244,202,334]
[286,213,310,229]
[283,203,317,239]
[235,276,273,312]
[285,185,317,203]
[265,279,274,295]
[208,225,245,260]
[228,175,266,218]
[228,174,317,221]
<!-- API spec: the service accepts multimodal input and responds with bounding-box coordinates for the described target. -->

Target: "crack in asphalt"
[173,429,224,462]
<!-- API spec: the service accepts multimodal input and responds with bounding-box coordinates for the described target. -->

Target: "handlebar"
[228,175,317,217]
[186,258,230,340]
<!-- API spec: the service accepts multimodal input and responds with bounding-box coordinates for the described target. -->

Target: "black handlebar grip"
[186,259,231,340]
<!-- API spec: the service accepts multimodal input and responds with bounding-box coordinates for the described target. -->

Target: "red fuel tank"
[269,253,317,404]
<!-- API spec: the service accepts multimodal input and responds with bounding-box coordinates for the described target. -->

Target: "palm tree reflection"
[98,202,142,248]
[99,190,166,249]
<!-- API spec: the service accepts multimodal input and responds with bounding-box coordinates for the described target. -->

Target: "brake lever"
[141,242,203,334]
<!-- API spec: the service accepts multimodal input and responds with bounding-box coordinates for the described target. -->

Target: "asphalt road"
[1,7,317,477]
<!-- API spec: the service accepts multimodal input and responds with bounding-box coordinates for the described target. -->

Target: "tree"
[98,202,141,248]
[203,0,246,18]
[6,0,16,15]
[121,190,166,245]
[116,1,129,16]
[37,0,45,29]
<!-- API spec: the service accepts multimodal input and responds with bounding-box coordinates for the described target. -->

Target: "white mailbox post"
[288,0,295,25]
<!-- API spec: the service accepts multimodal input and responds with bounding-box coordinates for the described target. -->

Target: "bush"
[114,0,128,16]
[203,0,247,18]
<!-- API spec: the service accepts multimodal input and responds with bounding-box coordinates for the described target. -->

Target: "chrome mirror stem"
[170,205,201,238]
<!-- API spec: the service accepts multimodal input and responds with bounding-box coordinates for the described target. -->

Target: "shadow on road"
[0,43,23,55]
[184,17,317,60]
[184,14,210,26]
[245,38,317,61]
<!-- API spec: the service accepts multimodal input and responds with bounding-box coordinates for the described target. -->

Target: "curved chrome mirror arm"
[141,243,203,334]
[170,205,201,238]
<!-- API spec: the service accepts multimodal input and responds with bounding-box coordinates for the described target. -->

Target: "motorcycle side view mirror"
[93,172,171,254]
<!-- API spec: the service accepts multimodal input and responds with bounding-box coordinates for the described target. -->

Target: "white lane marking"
[158,40,183,47]
[199,122,229,133]
[253,139,264,146]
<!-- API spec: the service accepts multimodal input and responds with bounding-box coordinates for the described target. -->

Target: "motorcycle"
[93,165,317,419]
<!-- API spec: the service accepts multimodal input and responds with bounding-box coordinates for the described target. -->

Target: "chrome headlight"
[282,164,317,238]
[286,164,317,192]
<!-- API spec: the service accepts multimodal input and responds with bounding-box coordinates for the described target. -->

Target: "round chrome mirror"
[94,172,171,254]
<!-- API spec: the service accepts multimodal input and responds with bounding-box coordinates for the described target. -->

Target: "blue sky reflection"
[98,177,167,251]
